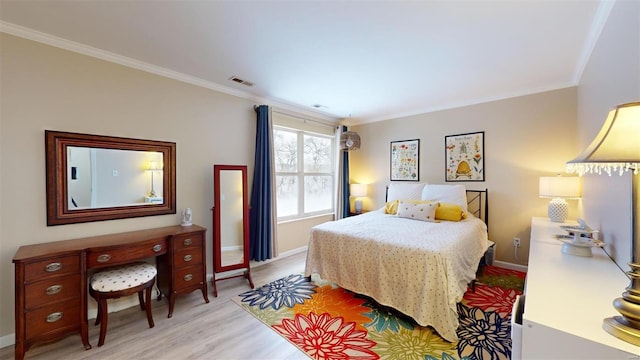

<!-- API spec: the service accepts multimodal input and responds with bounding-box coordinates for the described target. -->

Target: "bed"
[304,183,490,342]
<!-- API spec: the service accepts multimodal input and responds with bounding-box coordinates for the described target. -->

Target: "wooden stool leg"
[97,299,109,347]
[95,301,102,326]
[145,285,154,328]
[138,291,145,310]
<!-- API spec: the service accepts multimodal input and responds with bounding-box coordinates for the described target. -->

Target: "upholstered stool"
[89,262,157,347]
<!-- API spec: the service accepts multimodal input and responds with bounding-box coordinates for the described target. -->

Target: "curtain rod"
[260,106,338,130]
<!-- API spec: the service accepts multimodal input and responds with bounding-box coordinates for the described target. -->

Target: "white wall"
[350,88,579,266]
[0,33,323,341]
[576,0,640,269]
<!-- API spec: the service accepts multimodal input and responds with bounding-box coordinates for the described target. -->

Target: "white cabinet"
[521,217,638,358]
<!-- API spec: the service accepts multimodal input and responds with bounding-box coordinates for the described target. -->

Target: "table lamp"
[350,184,367,214]
[146,161,161,197]
[566,102,640,346]
[539,176,581,223]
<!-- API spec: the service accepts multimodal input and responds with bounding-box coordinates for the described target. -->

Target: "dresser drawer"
[87,238,167,268]
[174,248,203,268]
[24,255,80,282]
[25,299,80,339]
[25,274,81,310]
[174,265,204,291]
[173,233,203,251]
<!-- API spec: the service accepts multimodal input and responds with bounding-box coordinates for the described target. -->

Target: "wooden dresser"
[13,224,209,360]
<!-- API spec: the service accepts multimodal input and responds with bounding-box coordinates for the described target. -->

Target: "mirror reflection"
[66,147,164,210]
[219,170,244,267]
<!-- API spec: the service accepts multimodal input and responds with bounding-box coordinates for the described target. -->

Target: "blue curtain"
[249,105,273,261]
[341,126,350,218]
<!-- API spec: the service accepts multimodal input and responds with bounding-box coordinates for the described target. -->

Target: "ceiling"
[0,1,611,124]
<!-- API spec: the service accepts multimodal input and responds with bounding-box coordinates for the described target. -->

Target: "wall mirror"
[211,164,253,297]
[46,130,176,226]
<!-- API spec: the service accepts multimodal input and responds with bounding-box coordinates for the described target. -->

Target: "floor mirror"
[211,164,253,297]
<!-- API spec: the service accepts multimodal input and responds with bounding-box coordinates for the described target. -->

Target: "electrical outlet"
[513,237,521,247]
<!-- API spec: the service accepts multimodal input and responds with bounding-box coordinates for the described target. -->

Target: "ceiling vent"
[340,131,361,151]
[228,76,254,87]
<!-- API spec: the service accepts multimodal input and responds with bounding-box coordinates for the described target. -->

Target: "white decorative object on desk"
[181,208,192,226]
[555,220,603,257]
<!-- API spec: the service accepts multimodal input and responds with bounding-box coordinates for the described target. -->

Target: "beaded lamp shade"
[566,102,640,346]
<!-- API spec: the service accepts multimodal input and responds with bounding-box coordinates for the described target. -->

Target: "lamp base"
[354,199,363,213]
[548,198,569,223]
[603,316,640,346]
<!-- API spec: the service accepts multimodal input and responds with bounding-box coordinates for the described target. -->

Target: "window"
[273,113,335,220]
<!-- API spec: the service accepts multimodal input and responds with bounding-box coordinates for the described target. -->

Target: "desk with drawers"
[13,224,209,360]
[520,217,638,358]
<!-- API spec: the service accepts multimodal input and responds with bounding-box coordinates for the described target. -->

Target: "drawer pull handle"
[183,254,192,262]
[45,263,62,272]
[184,274,193,282]
[96,254,112,263]
[183,238,192,246]
[46,285,62,295]
[152,244,163,252]
[46,312,63,323]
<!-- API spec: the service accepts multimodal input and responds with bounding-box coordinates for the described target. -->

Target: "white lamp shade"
[147,161,161,171]
[539,176,581,199]
[350,184,367,198]
[567,102,640,175]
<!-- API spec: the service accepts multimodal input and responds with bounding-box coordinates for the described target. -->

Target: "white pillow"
[387,182,427,202]
[396,200,438,222]
[421,184,468,211]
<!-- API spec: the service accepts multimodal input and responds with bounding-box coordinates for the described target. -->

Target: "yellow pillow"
[384,200,399,215]
[435,202,467,221]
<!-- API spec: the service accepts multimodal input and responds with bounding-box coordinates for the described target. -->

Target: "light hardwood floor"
[1,251,309,360]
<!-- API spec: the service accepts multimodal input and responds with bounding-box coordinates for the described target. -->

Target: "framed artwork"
[390,139,420,181]
[445,131,484,182]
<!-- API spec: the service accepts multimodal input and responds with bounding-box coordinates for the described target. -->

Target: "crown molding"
[0,21,339,123]
[354,83,577,125]
[571,0,616,84]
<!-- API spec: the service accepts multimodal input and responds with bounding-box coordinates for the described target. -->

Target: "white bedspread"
[304,210,489,342]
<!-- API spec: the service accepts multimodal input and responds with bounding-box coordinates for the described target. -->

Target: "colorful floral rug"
[234,266,526,360]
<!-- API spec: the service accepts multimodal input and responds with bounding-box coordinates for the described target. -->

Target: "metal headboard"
[466,189,489,231]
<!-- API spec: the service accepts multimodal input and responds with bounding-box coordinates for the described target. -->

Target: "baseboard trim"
[251,246,308,268]
[494,260,528,273]
[206,246,308,282]
[0,333,13,349]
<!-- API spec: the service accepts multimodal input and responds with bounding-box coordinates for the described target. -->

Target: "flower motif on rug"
[478,266,526,291]
[361,298,415,333]
[368,326,457,360]
[235,270,521,360]
[238,273,316,310]
[463,285,522,318]
[456,304,511,360]
[273,312,378,360]
[292,285,372,331]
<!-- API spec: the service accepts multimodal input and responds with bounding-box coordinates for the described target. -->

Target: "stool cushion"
[91,262,157,292]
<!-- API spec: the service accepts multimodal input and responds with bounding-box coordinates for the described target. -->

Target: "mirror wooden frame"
[211,164,253,297]
[45,130,176,226]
